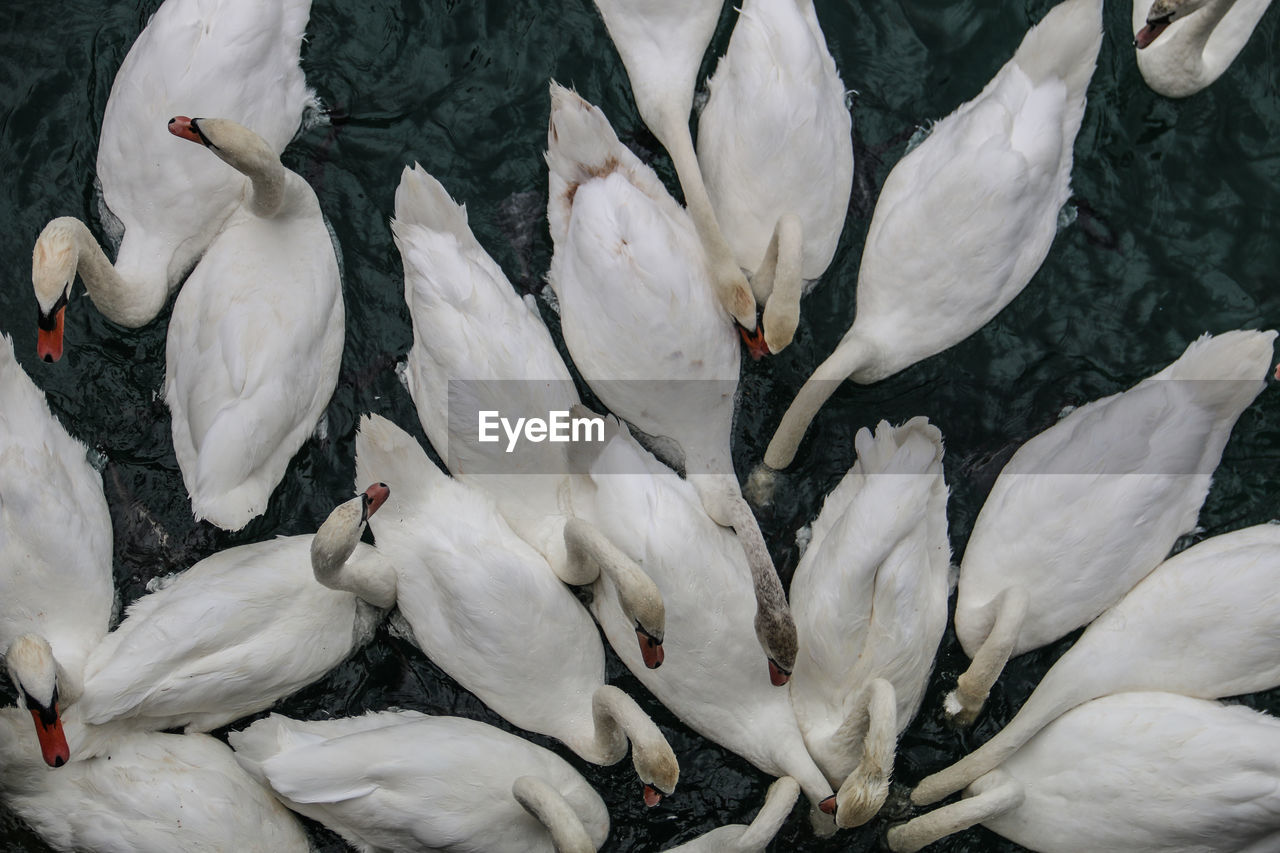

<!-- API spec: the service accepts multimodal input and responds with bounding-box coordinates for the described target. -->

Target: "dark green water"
[1,0,1278,850]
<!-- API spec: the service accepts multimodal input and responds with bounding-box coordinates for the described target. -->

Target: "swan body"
[354,413,678,799]
[0,333,113,765]
[78,487,393,732]
[0,710,309,852]
[890,693,1280,853]
[752,0,1102,487]
[914,521,1280,807]
[1134,0,1274,98]
[231,710,610,853]
[697,0,853,354]
[590,0,757,331]
[164,117,343,531]
[546,84,797,682]
[662,776,801,852]
[390,163,666,666]
[571,417,836,828]
[32,0,314,356]
[946,329,1275,725]
[789,418,950,827]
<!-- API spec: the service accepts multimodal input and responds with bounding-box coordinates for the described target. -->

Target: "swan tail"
[355,413,443,493]
[854,417,944,478]
[1012,0,1102,102]
[1157,329,1277,388]
[392,163,481,253]
[737,776,802,849]
[545,82,630,186]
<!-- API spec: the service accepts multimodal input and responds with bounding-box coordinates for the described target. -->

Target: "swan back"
[698,0,853,279]
[354,414,608,755]
[790,418,950,779]
[98,0,316,297]
[956,329,1275,657]
[847,0,1102,383]
[989,693,1280,853]
[589,0,723,138]
[0,333,112,693]
[231,711,610,853]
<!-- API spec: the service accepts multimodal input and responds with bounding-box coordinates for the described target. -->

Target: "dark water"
[1,0,1279,850]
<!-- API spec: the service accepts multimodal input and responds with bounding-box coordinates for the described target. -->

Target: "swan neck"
[51,218,156,326]
[763,337,875,470]
[588,685,676,792]
[511,776,595,853]
[563,519,663,637]
[244,156,288,218]
[312,540,397,610]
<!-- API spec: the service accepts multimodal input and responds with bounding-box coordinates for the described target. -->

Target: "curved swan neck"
[511,776,596,853]
[311,497,398,610]
[889,770,1024,853]
[763,336,876,471]
[35,217,162,327]
[587,686,679,794]
[179,118,287,217]
[738,776,802,849]
[562,518,664,638]
[760,213,806,354]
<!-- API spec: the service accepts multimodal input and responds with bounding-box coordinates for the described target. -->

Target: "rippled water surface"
[2,0,1279,850]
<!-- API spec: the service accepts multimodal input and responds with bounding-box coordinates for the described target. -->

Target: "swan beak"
[168,116,208,146]
[818,795,837,815]
[768,659,791,687]
[1135,18,1171,49]
[36,305,65,362]
[643,784,663,807]
[739,324,772,360]
[362,483,390,518]
[636,628,664,669]
[29,705,69,767]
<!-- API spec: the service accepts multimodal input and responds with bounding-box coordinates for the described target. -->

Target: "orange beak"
[738,324,771,360]
[30,706,69,767]
[37,305,65,362]
[363,482,390,516]
[636,628,664,669]
[818,794,837,815]
[167,116,204,145]
[768,659,790,687]
[643,784,663,807]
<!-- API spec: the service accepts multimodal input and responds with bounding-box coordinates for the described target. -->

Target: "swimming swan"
[0,333,113,766]
[944,329,1274,726]
[1133,0,1274,97]
[697,0,853,355]
[747,0,1102,502]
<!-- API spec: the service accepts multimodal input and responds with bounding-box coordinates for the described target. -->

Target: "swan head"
[32,218,80,362]
[5,635,70,767]
[755,605,798,686]
[168,116,276,175]
[1135,0,1206,48]
[311,483,390,577]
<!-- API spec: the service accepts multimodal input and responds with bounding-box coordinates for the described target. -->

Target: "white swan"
[162,116,343,531]
[354,413,678,802]
[1134,0,1274,97]
[0,333,113,766]
[944,329,1274,726]
[545,84,797,683]
[789,418,950,828]
[31,0,314,360]
[662,776,801,852]
[570,416,837,831]
[390,162,665,664]
[748,0,1103,498]
[697,0,853,355]
[231,710,610,853]
[890,693,1280,852]
[589,0,758,332]
[77,485,394,732]
[0,709,309,852]
[913,521,1280,807]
